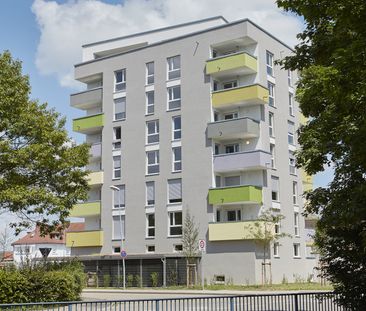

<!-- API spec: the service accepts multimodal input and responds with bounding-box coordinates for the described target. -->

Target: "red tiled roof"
[11,223,85,246]
[0,251,13,261]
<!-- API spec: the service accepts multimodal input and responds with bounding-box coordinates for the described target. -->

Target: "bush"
[151,272,159,287]
[135,275,142,287]
[126,274,134,287]
[0,269,29,303]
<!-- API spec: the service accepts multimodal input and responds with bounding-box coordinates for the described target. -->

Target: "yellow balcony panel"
[69,201,101,217]
[209,185,262,205]
[66,230,103,247]
[206,52,257,78]
[301,169,313,192]
[208,221,267,241]
[73,113,104,134]
[212,84,268,109]
[87,171,103,186]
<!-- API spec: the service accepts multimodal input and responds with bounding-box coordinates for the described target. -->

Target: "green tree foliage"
[181,210,199,263]
[0,51,89,235]
[277,0,366,308]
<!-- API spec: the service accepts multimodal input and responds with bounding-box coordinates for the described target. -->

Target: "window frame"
[266,51,274,76]
[289,92,294,116]
[146,91,154,115]
[288,121,295,145]
[292,181,298,205]
[273,242,280,257]
[146,62,154,85]
[114,69,126,92]
[168,178,182,204]
[294,212,300,236]
[146,120,159,145]
[269,112,275,137]
[168,211,183,237]
[289,151,296,175]
[112,215,125,240]
[293,243,301,258]
[268,82,275,107]
[167,55,181,80]
[146,150,159,175]
[224,143,239,154]
[113,184,125,209]
[271,176,280,201]
[288,69,292,86]
[172,146,182,172]
[113,127,121,150]
[172,116,181,140]
[146,213,155,238]
[270,143,276,169]
[114,97,126,121]
[113,155,121,179]
[168,86,181,110]
[146,181,155,206]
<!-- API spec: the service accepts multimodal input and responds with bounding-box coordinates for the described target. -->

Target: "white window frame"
[146,62,154,85]
[146,181,155,206]
[288,69,292,86]
[172,116,181,140]
[288,121,295,145]
[292,181,298,205]
[112,215,125,240]
[146,245,155,253]
[224,143,239,154]
[168,86,181,110]
[113,185,125,209]
[227,209,241,222]
[293,243,301,258]
[146,213,155,238]
[270,143,276,169]
[271,176,279,201]
[146,150,159,175]
[274,242,280,257]
[268,82,275,107]
[172,146,182,172]
[266,51,274,76]
[168,211,183,237]
[113,127,121,150]
[224,111,238,120]
[146,91,154,115]
[173,244,183,252]
[146,120,159,144]
[289,92,294,116]
[114,97,126,121]
[168,178,182,204]
[269,112,275,137]
[294,212,300,236]
[167,55,181,80]
[274,222,281,234]
[289,151,296,175]
[113,155,121,179]
[114,69,126,92]
[223,80,237,89]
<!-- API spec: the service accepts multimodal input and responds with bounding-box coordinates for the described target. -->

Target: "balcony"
[69,201,101,217]
[301,169,313,192]
[70,87,102,110]
[87,171,103,186]
[206,52,257,78]
[207,117,259,140]
[212,84,268,109]
[66,230,103,247]
[89,142,102,159]
[214,150,271,173]
[73,113,104,134]
[208,221,266,241]
[209,185,262,205]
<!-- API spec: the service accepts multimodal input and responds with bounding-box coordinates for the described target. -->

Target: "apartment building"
[67,16,318,285]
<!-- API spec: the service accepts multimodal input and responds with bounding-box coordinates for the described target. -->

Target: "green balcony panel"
[69,201,101,217]
[209,185,262,205]
[73,113,104,134]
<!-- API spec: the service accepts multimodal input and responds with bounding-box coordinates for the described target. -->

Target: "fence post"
[230,297,234,311]
[155,300,160,311]
[294,294,299,311]
[68,304,73,311]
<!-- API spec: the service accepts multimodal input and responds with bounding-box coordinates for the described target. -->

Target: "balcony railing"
[209,185,262,205]
[73,113,104,134]
[70,87,102,110]
[69,201,101,217]
[87,171,103,186]
[207,117,259,140]
[66,230,103,247]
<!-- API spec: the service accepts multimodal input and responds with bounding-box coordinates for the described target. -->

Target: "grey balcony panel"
[214,150,271,173]
[207,117,259,140]
[89,142,102,158]
[70,87,102,110]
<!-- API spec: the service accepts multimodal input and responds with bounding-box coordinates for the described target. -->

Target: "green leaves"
[0,51,89,235]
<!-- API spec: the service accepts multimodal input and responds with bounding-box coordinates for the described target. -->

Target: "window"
[113,185,125,209]
[172,116,181,140]
[114,97,126,120]
[168,179,182,203]
[113,127,121,150]
[146,181,155,206]
[292,181,298,205]
[274,222,281,234]
[112,215,125,240]
[269,112,275,137]
[268,82,275,107]
[113,156,121,179]
[274,242,280,257]
[146,245,155,253]
[223,80,237,89]
[270,144,276,168]
[114,69,126,92]
[146,91,154,114]
[293,243,300,257]
[214,144,220,155]
[266,51,274,76]
[147,150,159,174]
[174,244,183,252]
[288,69,292,86]
[167,55,181,80]
[113,247,121,254]
[146,120,159,144]
[214,112,219,121]
[289,93,294,116]
[225,144,239,154]
[224,112,238,120]
[289,151,296,175]
[294,212,299,236]
[169,211,182,236]
[216,209,221,222]
[146,62,154,84]
[172,147,182,172]
[146,214,155,238]
[215,175,221,187]
[213,80,218,91]
[168,86,181,110]
[224,176,240,187]
[227,209,241,222]
[271,176,279,201]
[288,121,295,145]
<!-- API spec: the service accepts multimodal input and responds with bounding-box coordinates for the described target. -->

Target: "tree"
[276,1,366,308]
[0,227,13,262]
[0,51,90,235]
[181,210,199,286]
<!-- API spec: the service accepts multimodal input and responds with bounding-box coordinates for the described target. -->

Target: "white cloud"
[32,0,303,89]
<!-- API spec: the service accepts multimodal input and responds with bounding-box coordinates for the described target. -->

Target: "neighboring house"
[0,251,14,267]
[12,223,84,265]
[67,16,318,285]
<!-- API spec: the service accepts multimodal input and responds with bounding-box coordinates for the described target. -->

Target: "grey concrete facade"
[69,17,318,285]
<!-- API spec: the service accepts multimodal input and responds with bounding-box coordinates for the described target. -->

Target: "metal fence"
[0,292,345,311]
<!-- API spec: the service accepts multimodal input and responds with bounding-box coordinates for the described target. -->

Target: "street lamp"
[110,185,126,290]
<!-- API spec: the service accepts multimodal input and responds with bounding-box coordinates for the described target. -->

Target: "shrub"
[103,274,111,287]
[135,275,142,287]
[0,269,29,303]
[151,272,159,287]
[126,274,134,287]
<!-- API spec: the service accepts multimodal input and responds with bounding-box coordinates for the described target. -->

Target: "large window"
[168,86,181,110]
[227,209,241,222]
[289,93,294,116]
[169,211,182,236]
[146,181,155,206]
[268,82,275,107]
[146,62,154,84]
[114,97,126,120]
[271,176,279,201]
[168,178,182,203]
[225,144,239,154]
[288,121,295,145]
[224,176,240,187]
[146,150,159,175]
[113,156,121,179]
[113,185,125,209]
[292,181,298,205]
[294,212,299,236]
[266,51,274,76]
[172,147,182,172]
[223,80,237,89]
[146,120,159,144]
[172,116,181,140]
[146,91,154,115]
[167,55,181,80]
[114,69,126,92]
[113,127,121,150]
[112,215,125,240]
[146,214,155,238]
[269,112,275,137]
[270,143,276,168]
[289,151,296,175]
